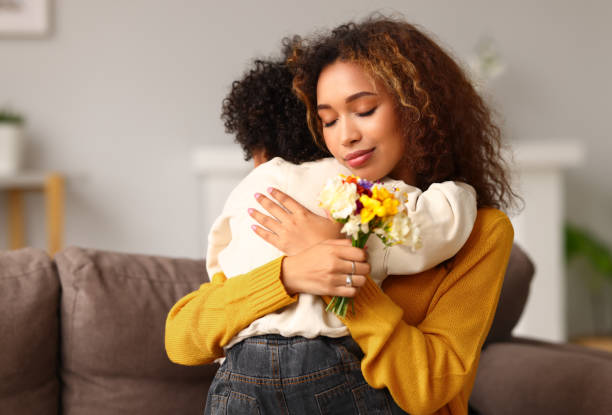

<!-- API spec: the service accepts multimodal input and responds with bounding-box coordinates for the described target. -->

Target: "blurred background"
[1,1,610,345]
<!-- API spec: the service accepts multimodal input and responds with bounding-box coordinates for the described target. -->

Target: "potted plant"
[566,223,612,351]
[0,108,25,175]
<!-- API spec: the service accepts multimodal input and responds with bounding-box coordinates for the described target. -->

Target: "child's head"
[221,43,331,165]
[291,16,515,209]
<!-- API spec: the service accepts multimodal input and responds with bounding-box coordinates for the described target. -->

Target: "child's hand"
[249,188,343,256]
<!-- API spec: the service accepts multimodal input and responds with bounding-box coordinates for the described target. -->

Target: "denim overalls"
[204,334,409,414]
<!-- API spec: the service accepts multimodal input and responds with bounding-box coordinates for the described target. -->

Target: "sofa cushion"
[0,248,60,415]
[55,247,218,415]
[485,243,535,344]
[471,341,612,415]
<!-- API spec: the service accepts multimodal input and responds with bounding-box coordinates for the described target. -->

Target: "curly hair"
[221,44,331,164]
[290,16,517,210]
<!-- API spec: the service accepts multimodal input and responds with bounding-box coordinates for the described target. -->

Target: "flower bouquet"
[319,175,421,317]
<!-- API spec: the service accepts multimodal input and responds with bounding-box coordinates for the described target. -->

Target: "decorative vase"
[0,123,24,175]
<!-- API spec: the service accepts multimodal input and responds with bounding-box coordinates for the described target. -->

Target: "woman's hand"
[249,188,369,297]
[281,239,370,297]
[249,188,343,256]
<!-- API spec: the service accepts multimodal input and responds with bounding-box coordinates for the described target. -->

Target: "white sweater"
[206,157,476,349]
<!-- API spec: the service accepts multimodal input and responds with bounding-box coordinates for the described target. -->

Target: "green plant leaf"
[565,223,612,280]
[0,109,25,125]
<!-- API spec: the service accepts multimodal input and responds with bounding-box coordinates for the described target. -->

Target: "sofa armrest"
[485,243,535,344]
[471,339,612,415]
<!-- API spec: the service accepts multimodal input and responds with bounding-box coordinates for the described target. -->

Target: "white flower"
[319,177,358,220]
[385,213,421,249]
[360,221,369,234]
[467,36,506,90]
[341,215,362,240]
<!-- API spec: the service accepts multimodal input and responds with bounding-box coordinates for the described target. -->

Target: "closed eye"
[322,119,337,128]
[358,107,377,117]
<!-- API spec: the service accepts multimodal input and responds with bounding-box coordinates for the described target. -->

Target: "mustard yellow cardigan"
[165,208,513,415]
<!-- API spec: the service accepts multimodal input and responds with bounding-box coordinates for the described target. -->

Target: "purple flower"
[355,199,363,214]
[358,179,373,190]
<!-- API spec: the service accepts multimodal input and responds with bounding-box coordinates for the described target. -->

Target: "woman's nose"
[339,118,361,146]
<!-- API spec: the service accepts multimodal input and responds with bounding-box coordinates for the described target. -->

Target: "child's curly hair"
[221,43,331,164]
[290,16,517,209]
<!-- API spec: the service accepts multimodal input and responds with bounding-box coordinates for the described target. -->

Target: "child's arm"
[206,157,290,279]
[384,181,477,275]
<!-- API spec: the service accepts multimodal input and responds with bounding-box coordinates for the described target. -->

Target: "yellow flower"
[374,188,399,214]
[381,197,399,216]
[358,195,375,223]
[372,186,391,201]
[359,192,400,223]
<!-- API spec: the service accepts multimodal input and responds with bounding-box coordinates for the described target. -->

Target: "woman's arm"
[165,257,294,365]
[165,240,370,366]
[334,210,514,414]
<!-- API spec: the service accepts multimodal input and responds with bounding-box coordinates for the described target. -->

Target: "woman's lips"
[345,148,374,168]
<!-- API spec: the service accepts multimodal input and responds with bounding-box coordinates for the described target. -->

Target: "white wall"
[1,1,611,334]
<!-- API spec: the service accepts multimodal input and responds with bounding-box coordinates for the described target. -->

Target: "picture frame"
[0,0,51,38]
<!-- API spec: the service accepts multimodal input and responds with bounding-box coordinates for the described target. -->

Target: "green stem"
[326,231,369,317]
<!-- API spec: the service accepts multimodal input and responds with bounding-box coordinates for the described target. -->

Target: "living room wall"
[1,0,611,337]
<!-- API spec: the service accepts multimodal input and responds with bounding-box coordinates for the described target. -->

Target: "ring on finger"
[350,260,356,275]
[346,274,353,287]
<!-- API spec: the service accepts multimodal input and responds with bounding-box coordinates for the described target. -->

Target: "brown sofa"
[0,245,610,415]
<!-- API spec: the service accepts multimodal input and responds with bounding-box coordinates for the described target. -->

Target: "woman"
[166,16,515,415]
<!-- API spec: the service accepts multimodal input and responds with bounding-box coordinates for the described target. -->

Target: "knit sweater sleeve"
[335,209,513,415]
[165,256,296,366]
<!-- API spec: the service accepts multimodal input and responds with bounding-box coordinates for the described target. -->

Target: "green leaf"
[326,296,354,317]
[565,223,612,280]
[0,109,25,125]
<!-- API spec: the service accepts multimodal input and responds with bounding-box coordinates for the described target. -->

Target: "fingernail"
[247,208,254,215]
[267,187,273,194]
[254,193,262,200]
[251,225,257,231]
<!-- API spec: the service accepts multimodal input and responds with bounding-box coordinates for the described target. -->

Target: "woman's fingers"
[328,241,369,264]
[280,239,371,297]
[324,239,352,246]
[266,187,307,214]
[248,207,281,234]
[254,192,289,219]
[351,261,370,277]
[327,274,367,298]
[339,273,367,288]
[250,190,344,255]
[250,224,279,246]
[332,286,358,298]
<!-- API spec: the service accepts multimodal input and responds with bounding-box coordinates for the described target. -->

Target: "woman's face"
[316,60,411,182]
